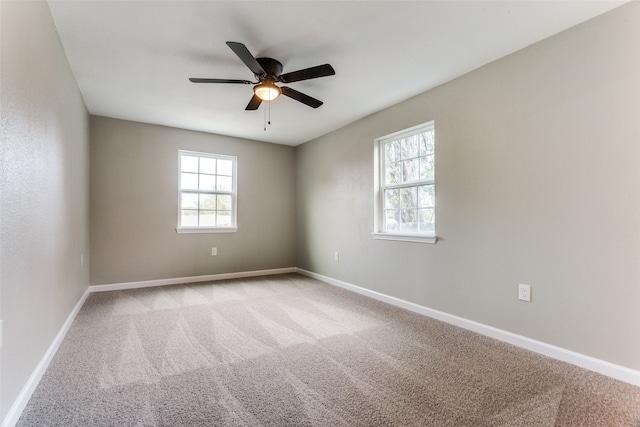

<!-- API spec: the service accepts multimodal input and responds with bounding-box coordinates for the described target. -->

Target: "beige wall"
[0,0,90,420]
[90,116,296,285]
[296,2,640,370]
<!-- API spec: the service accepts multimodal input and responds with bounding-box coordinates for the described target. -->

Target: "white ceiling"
[47,0,626,146]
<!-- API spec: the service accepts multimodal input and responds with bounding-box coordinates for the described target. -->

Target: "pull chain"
[263,99,273,131]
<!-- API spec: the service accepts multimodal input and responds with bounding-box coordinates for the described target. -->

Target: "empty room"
[2,0,640,425]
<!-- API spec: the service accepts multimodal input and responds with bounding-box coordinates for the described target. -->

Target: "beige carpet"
[17,274,640,426]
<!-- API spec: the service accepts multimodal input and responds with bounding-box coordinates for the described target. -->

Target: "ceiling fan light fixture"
[254,82,281,101]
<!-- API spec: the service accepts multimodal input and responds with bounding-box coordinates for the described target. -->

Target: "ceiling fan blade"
[279,64,335,83]
[245,94,263,110]
[226,41,265,76]
[189,78,252,84]
[281,86,323,108]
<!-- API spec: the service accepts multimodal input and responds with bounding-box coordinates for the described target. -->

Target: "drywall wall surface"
[0,0,90,420]
[296,2,640,370]
[90,116,296,285]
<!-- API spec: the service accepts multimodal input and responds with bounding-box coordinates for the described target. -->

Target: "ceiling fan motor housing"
[256,57,283,81]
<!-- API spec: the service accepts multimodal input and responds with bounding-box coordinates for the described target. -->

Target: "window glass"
[178,151,237,231]
[375,121,435,241]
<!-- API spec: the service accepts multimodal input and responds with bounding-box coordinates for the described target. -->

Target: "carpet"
[17,273,640,426]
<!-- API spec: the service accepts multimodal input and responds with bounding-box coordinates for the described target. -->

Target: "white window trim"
[371,232,437,244]
[373,121,437,244]
[176,150,238,234]
[176,226,238,234]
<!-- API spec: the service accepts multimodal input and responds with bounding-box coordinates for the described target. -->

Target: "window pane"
[217,194,232,210]
[217,159,233,176]
[401,136,419,159]
[199,194,216,210]
[217,176,232,192]
[199,174,215,191]
[181,210,198,226]
[200,157,216,174]
[178,151,237,230]
[420,155,434,180]
[403,159,419,182]
[400,186,417,209]
[418,208,435,232]
[181,155,199,173]
[419,131,435,156]
[384,189,399,209]
[385,161,402,185]
[180,173,198,190]
[217,211,232,226]
[181,193,198,209]
[418,185,435,208]
[384,209,399,232]
[377,123,434,236]
[400,209,418,232]
[385,141,400,163]
[200,210,216,226]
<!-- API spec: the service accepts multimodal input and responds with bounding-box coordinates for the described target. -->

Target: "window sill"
[371,232,437,244]
[176,227,238,234]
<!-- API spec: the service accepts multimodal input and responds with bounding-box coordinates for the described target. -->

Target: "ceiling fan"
[189,41,335,110]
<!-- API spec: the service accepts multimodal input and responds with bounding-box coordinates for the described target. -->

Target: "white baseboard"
[88,267,297,293]
[1,288,91,427]
[296,268,640,388]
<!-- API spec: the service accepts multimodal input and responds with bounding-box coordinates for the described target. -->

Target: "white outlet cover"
[518,283,531,302]
[211,248,217,256]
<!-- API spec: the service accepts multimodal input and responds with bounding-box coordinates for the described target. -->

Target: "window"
[373,121,436,243]
[177,150,237,233]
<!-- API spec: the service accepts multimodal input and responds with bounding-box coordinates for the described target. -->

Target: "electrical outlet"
[211,247,217,256]
[334,251,339,262]
[518,283,531,302]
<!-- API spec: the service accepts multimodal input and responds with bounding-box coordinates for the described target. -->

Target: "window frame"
[176,150,238,234]
[373,121,437,244]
